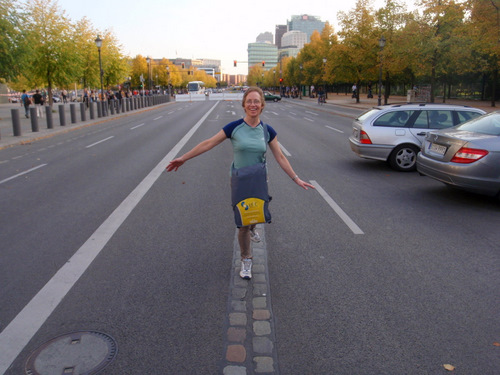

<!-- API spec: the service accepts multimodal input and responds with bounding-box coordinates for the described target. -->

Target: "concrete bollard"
[11,108,21,136]
[58,105,66,126]
[30,108,39,132]
[97,101,102,118]
[46,106,53,129]
[70,103,77,124]
[102,101,108,117]
[80,103,86,121]
[110,101,115,115]
[89,102,95,119]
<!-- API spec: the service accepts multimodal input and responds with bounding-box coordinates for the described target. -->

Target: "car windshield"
[456,113,500,136]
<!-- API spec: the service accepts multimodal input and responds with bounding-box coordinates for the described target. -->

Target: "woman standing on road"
[166,87,314,279]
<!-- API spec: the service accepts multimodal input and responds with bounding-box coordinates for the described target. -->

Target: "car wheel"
[388,144,420,172]
[273,98,278,102]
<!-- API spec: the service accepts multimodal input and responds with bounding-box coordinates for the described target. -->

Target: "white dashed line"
[85,136,114,148]
[279,142,292,157]
[311,180,364,234]
[325,126,344,133]
[0,164,48,185]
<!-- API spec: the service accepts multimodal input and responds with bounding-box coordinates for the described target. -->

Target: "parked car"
[264,91,281,102]
[348,103,486,171]
[417,111,500,198]
[52,94,61,103]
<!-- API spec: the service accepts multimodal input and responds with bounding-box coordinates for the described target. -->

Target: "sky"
[56,0,399,75]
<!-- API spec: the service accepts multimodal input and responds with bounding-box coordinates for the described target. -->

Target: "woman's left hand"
[294,178,315,190]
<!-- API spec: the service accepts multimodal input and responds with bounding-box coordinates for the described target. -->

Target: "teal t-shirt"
[223,119,276,170]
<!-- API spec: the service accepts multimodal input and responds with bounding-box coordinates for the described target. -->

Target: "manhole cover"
[25,331,117,375]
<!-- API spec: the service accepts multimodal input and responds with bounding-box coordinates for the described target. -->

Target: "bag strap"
[262,122,269,147]
[261,122,269,164]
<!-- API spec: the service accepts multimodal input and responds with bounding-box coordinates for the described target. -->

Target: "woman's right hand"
[166,158,184,172]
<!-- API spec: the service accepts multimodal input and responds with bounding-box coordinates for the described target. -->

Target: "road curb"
[222,225,279,375]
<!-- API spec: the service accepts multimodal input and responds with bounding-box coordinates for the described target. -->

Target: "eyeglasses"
[245,99,262,105]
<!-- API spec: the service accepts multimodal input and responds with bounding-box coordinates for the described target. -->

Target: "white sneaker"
[239,258,252,279]
[250,229,261,243]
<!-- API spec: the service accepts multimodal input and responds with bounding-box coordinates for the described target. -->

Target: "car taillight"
[359,130,372,144]
[450,147,488,163]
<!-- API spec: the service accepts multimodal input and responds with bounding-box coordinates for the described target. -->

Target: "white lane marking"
[270,111,279,115]
[289,112,297,116]
[304,117,314,122]
[168,111,175,114]
[310,180,364,235]
[279,142,291,157]
[326,126,344,134]
[0,102,220,373]
[0,164,48,185]
[131,123,145,130]
[153,116,162,121]
[85,136,114,148]
[305,111,318,116]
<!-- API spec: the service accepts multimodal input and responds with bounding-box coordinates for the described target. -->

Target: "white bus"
[187,81,205,94]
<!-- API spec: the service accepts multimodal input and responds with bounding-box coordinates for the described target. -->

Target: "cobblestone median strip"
[222,225,279,375]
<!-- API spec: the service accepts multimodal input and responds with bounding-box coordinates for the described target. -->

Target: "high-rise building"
[275,25,287,49]
[168,58,222,81]
[287,14,325,42]
[281,30,307,49]
[247,42,278,72]
[256,32,273,44]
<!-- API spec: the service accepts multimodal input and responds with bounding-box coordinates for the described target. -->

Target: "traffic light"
[279,78,283,83]
[262,61,265,67]
[181,63,185,69]
[234,60,237,67]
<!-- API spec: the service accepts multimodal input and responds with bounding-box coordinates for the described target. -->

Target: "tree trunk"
[491,68,497,107]
[384,72,390,105]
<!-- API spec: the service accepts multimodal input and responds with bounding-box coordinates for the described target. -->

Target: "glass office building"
[287,14,325,43]
[247,42,278,72]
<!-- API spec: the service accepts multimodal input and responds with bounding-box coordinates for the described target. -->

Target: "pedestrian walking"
[21,90,31,118]
[166,86,315,280]
[32,89,44,117]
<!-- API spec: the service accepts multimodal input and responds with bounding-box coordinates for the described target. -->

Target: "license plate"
[429,142,447,155]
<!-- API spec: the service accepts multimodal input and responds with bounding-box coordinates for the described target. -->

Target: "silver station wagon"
[348,103,486,171]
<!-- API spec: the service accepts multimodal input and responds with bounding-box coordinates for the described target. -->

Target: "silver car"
[349,104,486,171]
[417,112,500,198]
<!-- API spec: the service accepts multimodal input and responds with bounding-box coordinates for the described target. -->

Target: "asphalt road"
[0,99,499,374]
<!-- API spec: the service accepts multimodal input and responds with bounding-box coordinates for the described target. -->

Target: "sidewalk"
[289,92,499,113]
[0,99,170,150]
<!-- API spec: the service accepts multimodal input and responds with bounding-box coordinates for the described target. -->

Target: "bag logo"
[236,198,266,226]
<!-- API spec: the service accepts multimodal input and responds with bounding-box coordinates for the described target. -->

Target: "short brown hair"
[242,87,265,112]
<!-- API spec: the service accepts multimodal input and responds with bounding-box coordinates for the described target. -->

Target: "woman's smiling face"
[243,91,264,117]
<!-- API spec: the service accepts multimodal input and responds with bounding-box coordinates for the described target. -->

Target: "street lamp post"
[323,58,327,99]
[94,35,104,115]
[299,64,303,99]
[166,66,171,97]
[378,35,386,106]
[146,57,151,92]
